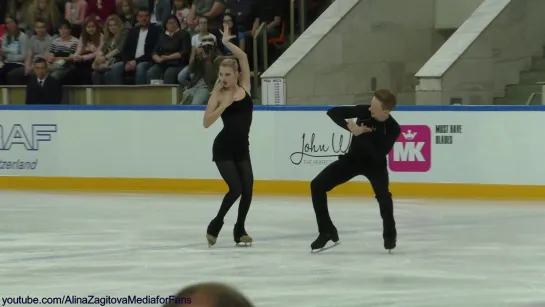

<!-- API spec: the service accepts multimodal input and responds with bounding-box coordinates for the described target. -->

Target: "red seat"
[0,25,5,44]
[268,21,285,44]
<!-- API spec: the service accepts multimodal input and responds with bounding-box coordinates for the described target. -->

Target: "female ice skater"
[202,23,253,247]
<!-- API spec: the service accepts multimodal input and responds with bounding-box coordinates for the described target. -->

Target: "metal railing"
[252,22,267,97]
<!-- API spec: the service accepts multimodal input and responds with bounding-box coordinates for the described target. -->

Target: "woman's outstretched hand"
[219,23,236,44]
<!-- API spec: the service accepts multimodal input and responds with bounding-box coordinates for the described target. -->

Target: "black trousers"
[310,157,396,238]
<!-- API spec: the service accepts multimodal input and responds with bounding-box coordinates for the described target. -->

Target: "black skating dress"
[212,89,253,162]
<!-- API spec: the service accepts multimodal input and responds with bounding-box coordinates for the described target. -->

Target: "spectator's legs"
[104,62,125,85]
[146,64,166,84]
[6,66,28,85]
[0,63,24,85]
[50,66,76,85]
[191,87,211,105]
[91,71,105,85]
[177,66,190,84]
[163,66,183,84]
[135,62,151,85]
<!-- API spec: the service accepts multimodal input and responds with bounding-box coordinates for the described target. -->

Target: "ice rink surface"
[1,191,545,307]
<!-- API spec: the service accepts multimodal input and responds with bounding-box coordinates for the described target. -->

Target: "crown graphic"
[402,130,417,140]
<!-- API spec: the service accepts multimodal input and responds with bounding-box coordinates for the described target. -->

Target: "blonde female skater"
[202,23,253,247]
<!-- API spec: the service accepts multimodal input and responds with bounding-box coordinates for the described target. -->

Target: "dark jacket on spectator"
[153,29,191,67]
[25,75,63,105]
[121,24,161,63]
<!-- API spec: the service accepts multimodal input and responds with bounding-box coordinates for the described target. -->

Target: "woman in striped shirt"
[44,21,79,84]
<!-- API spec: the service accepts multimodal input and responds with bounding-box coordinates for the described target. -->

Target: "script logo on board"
[388,125,431,172]
[289,132,351,165]
[0,124,57,170]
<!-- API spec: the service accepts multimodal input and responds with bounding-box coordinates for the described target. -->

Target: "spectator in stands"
[25,57,63,104]
[117,0,138,29]
[187,0,225,33]
[0,16,29,85]
[44,21,79,84]
[152,0,170,27]
[257,0,283,39]
[91,14,128,84]
[26,0,61,35]
[86,0,116,26]
[147,15,190,84]
[181,34,218,105]
[106,7,160,85]
[7,18,52,85]
[177,15,216,83]
[0,2,7,25]
[73,17,102,84]
[170,0,191,30]
[64,0,87,38]
[224,0,258,37]
[7,0,31,31]
[163,282,255,307]
[216,12,244,56]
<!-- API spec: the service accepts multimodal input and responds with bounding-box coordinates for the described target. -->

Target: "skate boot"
[383,231,397,253]
[206,218,224,247]
[233,223,252,246]
[310,226,339,252]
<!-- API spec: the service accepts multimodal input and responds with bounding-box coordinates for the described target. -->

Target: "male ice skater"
[310,89,401,252]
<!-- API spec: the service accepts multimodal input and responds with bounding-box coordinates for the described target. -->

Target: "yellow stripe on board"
[0,177,544,200]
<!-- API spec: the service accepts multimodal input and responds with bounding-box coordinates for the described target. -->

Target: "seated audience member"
[86,0,116,26]
[25,57,63,104]
[0,16,29,85]
[44,21,79,84]
[26,0,62,36]
[177,15,216,83]
[169,0,190,30]
[105,7,160,85]
[257,0,283,39]
[7,0,30,31]
[73,17,102,84]
[147,15,190,84]
[8,18,52,85]
[216,12,243,56]
[117,0,138,29]
[187,0,225,33]
[91,14,128,84]
[224,0,258,36]
[181,34,218,105]
[64,0,87,37]
[152,0,170,27]
[117,0,134,26]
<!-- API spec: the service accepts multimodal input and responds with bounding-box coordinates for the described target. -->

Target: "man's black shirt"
[326,104,401,165]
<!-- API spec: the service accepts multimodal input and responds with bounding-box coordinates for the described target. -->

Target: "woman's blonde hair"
[28,0,60,30]
[103,14,123,41]
[219,58,239,72]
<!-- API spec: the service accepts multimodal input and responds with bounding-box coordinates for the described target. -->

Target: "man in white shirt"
[104,8,161,85]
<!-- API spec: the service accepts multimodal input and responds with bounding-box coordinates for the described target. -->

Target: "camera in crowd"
[198,34,217,58]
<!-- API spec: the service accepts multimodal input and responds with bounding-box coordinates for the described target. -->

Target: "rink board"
[0,104,544,199]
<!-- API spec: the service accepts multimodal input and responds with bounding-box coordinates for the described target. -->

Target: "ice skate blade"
[311,242,340,253]
[235,242,252,247]
[206,234,217,247]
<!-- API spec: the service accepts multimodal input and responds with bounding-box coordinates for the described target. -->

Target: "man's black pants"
[310,157,396,238]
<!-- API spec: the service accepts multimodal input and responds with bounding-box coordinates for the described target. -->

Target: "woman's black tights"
[214,159,254,227]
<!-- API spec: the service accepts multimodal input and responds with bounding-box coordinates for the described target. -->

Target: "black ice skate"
[384,234,396,253]
[233,224,252,247]
[206,218,224,247]
[310,228,340,253]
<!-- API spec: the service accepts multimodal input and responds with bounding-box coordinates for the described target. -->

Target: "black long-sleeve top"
[327,105,401,164]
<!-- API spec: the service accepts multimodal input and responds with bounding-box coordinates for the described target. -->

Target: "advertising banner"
[0,109,544,186]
